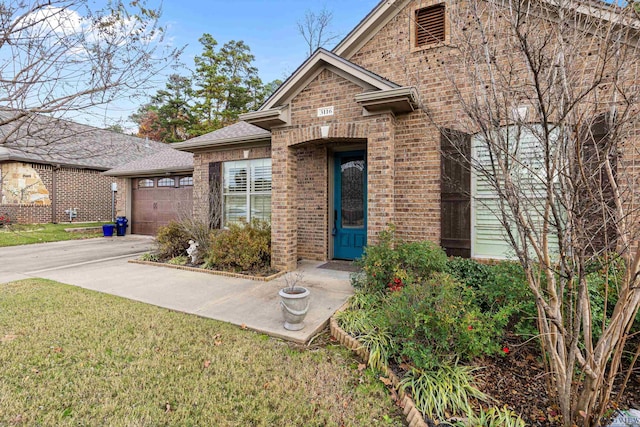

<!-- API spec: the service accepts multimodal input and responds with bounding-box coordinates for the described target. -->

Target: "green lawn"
[0,280,403,426]
[0,223,107,247]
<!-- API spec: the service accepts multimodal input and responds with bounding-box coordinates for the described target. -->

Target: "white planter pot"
[279,287,310,331]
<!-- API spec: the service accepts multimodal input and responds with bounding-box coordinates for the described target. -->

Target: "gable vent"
[415,4,446,47]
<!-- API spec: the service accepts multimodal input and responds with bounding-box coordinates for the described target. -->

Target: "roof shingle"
[0,112,170,170]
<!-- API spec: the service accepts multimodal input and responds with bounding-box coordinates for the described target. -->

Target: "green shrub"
[382,272,505,366]
[139,252,159,262]
[447,257,537,336]
[204,219,271,273]
[446,257,496,293]
[355,226,447,293]
[400,363,488,421]
[491,261,538,335]
[155,221,191,261]
[167,255,188,265]
[335,305,394,370]
[458,406,527,427]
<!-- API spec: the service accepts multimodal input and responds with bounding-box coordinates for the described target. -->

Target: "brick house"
[169,0,638,271]
[0,112,181,224]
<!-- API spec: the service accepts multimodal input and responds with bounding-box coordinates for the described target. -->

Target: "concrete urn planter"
[279,287,310,331]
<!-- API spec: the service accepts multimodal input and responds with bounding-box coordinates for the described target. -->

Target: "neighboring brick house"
[0,113,175,224]
[167,0,639,271]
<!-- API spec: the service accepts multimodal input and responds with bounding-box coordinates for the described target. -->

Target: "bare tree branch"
[0,0,181,151]
[297,7,341,57]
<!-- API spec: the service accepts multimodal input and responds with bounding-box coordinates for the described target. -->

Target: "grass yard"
[0,223,107,247]
[0,279,403,426]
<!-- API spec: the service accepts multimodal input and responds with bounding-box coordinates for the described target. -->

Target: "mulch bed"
[474,337,640,426]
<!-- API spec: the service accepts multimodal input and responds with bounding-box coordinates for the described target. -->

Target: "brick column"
[192,153,209,224]
[367,114,396,244]
[271,135,298,271]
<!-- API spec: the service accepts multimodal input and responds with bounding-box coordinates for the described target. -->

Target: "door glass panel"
[341,158,365,228]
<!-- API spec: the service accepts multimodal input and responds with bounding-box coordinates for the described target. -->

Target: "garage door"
[131,176,193,235]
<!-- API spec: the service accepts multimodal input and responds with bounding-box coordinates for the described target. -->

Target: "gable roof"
[333,0,638,59]
[0,112,168,170]
[240,48,416,130]
[333,0,411,59]
[172,121,271,152]
[256,48,400,112]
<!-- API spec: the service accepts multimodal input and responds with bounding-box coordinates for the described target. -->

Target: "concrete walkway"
[0,236,354,343]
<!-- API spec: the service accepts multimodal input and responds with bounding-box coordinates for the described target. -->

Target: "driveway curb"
[128,260,287,282]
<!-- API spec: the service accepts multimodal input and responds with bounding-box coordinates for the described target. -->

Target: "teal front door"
[333,151,367,260]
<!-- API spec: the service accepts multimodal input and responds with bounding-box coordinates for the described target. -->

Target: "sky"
[96,0,381,130]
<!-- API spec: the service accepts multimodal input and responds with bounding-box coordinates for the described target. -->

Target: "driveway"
[0,236,154,284]
[0,236,353,343]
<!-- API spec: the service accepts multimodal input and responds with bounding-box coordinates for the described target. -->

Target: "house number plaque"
[317,106,334,117]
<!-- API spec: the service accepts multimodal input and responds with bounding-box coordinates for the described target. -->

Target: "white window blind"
[472,125,560,259]
[222,158,272,225]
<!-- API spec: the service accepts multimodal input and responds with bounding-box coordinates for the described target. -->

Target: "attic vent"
[415,4,446,47]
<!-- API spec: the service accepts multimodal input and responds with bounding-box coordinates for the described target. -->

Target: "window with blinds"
[415,4,446,47]
[472,125,561,259]
[222,158,272,225]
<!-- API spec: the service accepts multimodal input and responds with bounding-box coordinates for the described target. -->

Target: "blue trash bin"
[115,216,128,236]
[102,224,115,237]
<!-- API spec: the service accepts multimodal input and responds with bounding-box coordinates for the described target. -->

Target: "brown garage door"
[131,176,193,235]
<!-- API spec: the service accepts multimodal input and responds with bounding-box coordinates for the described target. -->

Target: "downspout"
[51,165,59,223]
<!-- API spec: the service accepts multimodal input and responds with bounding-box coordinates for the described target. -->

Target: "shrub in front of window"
[155,221,191,261]
[204,219,271,274]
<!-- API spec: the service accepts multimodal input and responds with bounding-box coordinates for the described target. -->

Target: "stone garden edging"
[128,260,286,282]
[329,317,428,427]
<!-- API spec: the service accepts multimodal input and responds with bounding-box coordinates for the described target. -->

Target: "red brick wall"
[0,162,115,223]
[0,204,51,223]
[115,177,128,219]
[296,145,328,260]
[192,146,272,224]
[195,0,640,268]
[344,0,640,251]
[54,167,114,223]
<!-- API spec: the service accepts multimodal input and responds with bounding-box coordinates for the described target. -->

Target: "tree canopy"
[132,34,281,142]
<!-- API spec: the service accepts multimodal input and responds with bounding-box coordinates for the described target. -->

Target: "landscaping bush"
[381,272,506,367]
[354,226,447,293]
[400,363,488,421]
[447,257,537,335]
[155,221,191,261]
[204,219,271,273]
[167,255,188,266]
